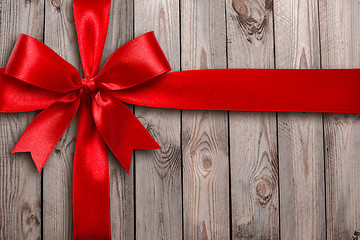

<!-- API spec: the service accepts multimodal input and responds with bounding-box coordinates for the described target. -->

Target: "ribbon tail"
[73,94,111,239]
[92,91,160,173]
[12,91,80,173]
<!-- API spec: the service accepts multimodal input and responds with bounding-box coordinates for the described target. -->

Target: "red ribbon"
[0,0,359,239]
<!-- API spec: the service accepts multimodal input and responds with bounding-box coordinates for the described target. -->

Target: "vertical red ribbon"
[72,0,111,239]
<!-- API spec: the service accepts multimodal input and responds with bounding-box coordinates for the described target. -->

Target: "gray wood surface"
[274,0,326,239]
[0,0,359,239]
[42,0,81,238]
[181,0,230,238]
[0,0,44,239]
[226,0,279,239]
[319,0,360,239]
[133,0,182,239]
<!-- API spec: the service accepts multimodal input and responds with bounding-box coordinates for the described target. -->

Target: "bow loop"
[96,32,171,90]
[5,34,82,92]
[0,69,63,112]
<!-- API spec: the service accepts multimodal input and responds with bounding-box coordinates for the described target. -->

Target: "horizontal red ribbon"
[117,68,360,113]
[0,0,359,239]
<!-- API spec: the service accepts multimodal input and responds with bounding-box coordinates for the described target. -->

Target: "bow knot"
[81,77,97,92]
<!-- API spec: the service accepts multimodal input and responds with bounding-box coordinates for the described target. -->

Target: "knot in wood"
[255,178,272,203]
[51,0,61,11]
[202,157,213,169]
[232,0,249,18]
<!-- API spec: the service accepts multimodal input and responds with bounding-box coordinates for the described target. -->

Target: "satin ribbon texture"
[1,0,360,239]
[0,0,165,238]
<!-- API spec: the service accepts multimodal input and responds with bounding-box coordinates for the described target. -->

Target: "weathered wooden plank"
[0,0,44,239]
[180,0,230,239]
[134,0,182,239]
[182,111,229,240]
[229,112,278,239]
[278,113,325,239]
[319,1,360,239]
[100,0,135,238]
[273,0,326,239]
[226,0,279,239]
[227,0,274,68]
[42,0,81,238]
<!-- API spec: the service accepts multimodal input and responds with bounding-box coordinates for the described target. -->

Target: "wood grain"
[319,1,360,239]
[101,0,135,238]
[229,112,278,239]
[277,113,325,239]
[227,0,274,68]
[0,0,44,239]
[182,111,230,240]
[134,0,182,239]
[273,0,326,239]
[226,0,279,239]
[180,0,230,239]
[0,0,359,239]
[42,0,81,238]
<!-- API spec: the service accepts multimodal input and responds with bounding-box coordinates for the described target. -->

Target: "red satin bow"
[0,0,168,238]
[6,30,169,174]
[1,0,360,239]
[2,31,169,238]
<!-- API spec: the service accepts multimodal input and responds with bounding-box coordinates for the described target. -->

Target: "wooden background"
[0,0,359,239]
